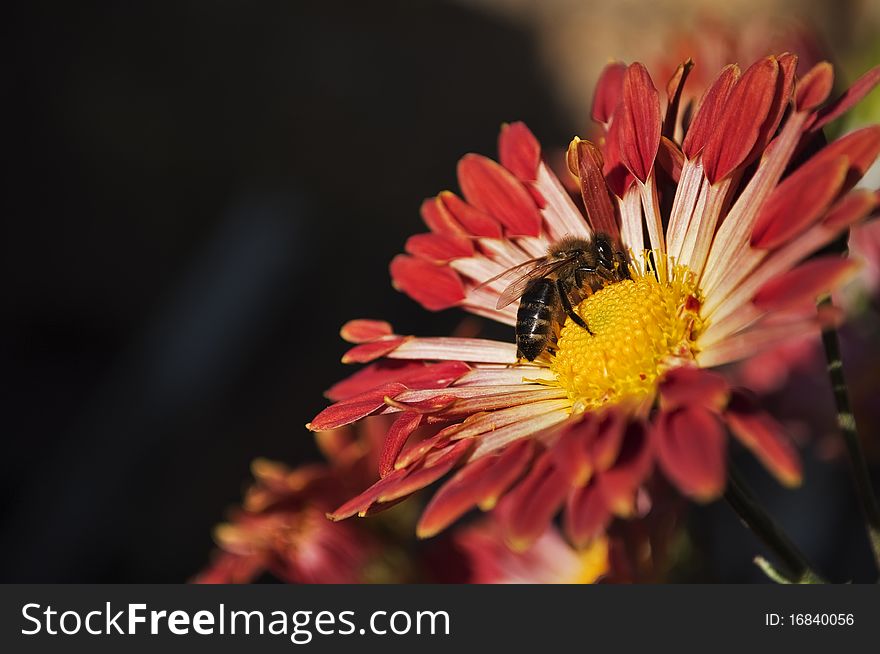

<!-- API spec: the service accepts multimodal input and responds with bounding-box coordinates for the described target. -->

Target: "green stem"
[818,295,880,571]
[724,464,826,584]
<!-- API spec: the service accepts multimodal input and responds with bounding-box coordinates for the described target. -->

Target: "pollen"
[550,258,703,412]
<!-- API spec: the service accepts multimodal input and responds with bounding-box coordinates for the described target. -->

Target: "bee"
[477,233,630,361]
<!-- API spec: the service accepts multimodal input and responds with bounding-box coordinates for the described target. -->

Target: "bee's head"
[594,233,615,270]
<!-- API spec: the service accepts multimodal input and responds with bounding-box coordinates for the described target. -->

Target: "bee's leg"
[556,278,593,335]
[574,265,597,289]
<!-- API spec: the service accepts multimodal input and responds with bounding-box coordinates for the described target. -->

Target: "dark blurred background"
[3,0,878,582]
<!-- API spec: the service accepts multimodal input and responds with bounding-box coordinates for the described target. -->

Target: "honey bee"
[477,233,630,361]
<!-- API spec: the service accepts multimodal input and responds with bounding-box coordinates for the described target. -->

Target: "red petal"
[379,412,423,477]
[590,409,628,472]
[378,440,473,503]
[654,407,727,501]
[663,58,694,139]
[389,254,466,311]
[657,136,685,183]
[750,153,850,249]
[384,393,459,414]
[596,421,653,516]
[421,196,467,237]
[564,480,612,548]
[325,360,469,402]
[405,232,474,263]
[417,439,535,537]
[457,154,542,237]
[551,415,597,487]
[339,319,393,343]
[659,366,730,413]
[619,63,661,183]
[498,121,541,182]
[592,61,626,124]
[328,467,409,520]
[819,125,880,192]
[795,61,834,112]
[725,391,802,486]
[681,64,739,160]
[811,64,880,132]
[750,53,797,157]
[601,113,636,197]
[703,57,779,184]
[753,257,859,313]
[823,189,880,230]
[341,337,408,364]
[396,431,451,470]
[439,192,503,238]
[497,450,569,550]
[308,382,408,431]
[568,138,619,237]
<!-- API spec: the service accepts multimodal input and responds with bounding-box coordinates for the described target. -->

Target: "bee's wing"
[472,256,547,292]
[493,257,579,310]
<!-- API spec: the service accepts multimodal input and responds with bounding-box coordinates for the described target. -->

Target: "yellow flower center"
[550,257,702,412]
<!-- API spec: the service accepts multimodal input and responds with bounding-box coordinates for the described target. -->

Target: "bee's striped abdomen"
[516,278,557,361]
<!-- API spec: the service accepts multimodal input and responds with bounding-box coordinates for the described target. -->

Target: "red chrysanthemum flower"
[307,55,880,551]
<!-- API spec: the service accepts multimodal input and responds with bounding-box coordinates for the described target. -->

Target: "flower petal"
[470,408,570,459]
[384,393,459,415]
[405,232,474,263]
[388,337,518,364]
[681,64,739,160]
[619,63,661,183]
[534,162,593,241]
[390,254,466,311]
[752,257,859,313]
[421,196,467,237]
[750,153,850,249]
[453,365,556,387]
[725,392,802,487]
[810,63,880,132]
[564,480,612,548]
[438,191,503,238]
[308,383,408,431]
[377,440,473,503]
[592,61,626,124]
[447,398,571,441]
[823,188,880,230]
[749,53,797,158]
[341,337,409,364]
[702,56,779,184]
[499,121,541,182]
[818,125,880,193]
[567,138,619,237]
[654,407,727,501]
[590,409,629,472]
[497,450,570,551]
[339,319,394,343]
[551,415,598,487]
[795,61,834,112]
[597,421,653,516]
[697,314,837,368]
[328,467,409,520]
[663,59,694,140]
[458,154,542,237]
[657,136,685,183]
[379,412,423,477]
[417,439,535,538]
[659,366,730,413]
[325,360,470,402]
